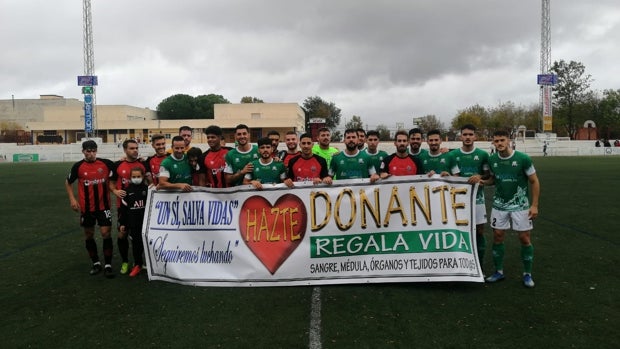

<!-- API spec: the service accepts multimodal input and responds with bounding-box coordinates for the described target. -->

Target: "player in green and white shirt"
[419,129,459,176]
[364,130,389,172]
[158,136,193,191]
[244,137,293,190]
[224,124,259,186]
[451,124,490,267]
[408,128,429,167]
[328,129,380,182]
[481,130,540,288]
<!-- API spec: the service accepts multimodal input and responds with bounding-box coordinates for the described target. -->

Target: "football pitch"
[0,157,618,348]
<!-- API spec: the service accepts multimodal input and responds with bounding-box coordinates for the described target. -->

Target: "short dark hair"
[151,134,165,143]
[356,128,366,135]
[394,130,408,140]
[299,133,313,141]
[318,127,330,133]
[257,137,272,147]
[82,140,97,150]
[187,147,203,159]
[204,125,222,137]
[267,130,280,137]
[461,124,477,132]
[179,126,192,133]
[427,129,442,138]
[171,135,184,144]
[366,130,379,138]
[122,139,138,149]
[235,124,250,133]
[130,166,145,176]
[344,128,357,136]
[493,130,510,138]
[285,130,297,136]
[409,128,423,136]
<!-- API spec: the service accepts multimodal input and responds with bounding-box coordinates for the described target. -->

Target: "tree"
[375,124,392,141]
[302,96,342,132]
[345,115,364,130]
[240,96,264,103]
[551,60,593,139]
[156,94,196,119]
[417,114,444,133]
[156,93,230,119]
[451,104,487,132]
[194,94,230,119]
[598,89,620,139]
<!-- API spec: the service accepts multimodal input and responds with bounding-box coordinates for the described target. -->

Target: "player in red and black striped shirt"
[198,125,229,188]
[146,134,168,186]
[379,130,421,178]
[109,139,149,274]
[65,140,116,278]
[287,133,332,185]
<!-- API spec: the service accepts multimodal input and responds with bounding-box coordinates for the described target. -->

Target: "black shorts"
[81,210,112,227]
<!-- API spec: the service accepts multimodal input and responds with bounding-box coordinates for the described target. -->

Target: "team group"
[65,124,540,287]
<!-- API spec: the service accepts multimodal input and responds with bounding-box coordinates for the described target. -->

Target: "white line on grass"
[309,286,322,349]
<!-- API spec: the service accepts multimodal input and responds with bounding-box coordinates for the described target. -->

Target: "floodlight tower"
[82,0,97,138]
[539,0,552,132]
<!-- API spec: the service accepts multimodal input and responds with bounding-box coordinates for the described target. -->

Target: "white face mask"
[131,178,143,185]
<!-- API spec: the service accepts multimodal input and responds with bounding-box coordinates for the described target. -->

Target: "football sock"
[476,234,486,266]
[118,236,129,263]
[103,237,113,265]
[85,238,99,263]
[130,230,144,266]
[521,244,534,274]
[491,243,505,272]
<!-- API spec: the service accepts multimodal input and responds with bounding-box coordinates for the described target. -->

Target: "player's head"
[150,134,166,156]
[257,137,272,159]
[130,166,145,185]
[317,127,331,147]
[204,125,223,149]
[285,130,298,151]
[123,139,140,161]
[366,130,379,151]
[344,129,359,152]
[426,129,442,153]
[187,147,202,169]
[299,133,314,157]
[179,126,192,146]
[171,135,185,157]
[234,124,250,146]
[492,129,511,153]
[408,128,423,152]
[81,140,98,162]
[356,128,366,149]
[267,130,280,152]
[460,124,477,146]
[394,130,408,154]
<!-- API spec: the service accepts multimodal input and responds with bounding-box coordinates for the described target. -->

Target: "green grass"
[1,158,618,348]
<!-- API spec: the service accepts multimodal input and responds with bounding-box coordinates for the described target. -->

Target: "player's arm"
[528,172,540,219]
[64,179,79,212]
[158,175,192,191]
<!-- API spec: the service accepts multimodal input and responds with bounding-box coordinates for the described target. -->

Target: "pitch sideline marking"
[309,286,322,349]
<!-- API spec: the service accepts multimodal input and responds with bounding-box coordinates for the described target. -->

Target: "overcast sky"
[2,0,620,129]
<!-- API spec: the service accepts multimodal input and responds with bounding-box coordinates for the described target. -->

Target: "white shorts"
[490,209,533,232]
[474,203,487,226]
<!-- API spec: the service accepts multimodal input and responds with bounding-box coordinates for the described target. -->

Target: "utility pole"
[79,0,98,139]
[539,0,553,133]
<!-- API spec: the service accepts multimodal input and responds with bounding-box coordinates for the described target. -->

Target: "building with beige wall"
[4,96,305,144]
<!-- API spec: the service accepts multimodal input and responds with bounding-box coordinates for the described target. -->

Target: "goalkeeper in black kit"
[118,166,149,277]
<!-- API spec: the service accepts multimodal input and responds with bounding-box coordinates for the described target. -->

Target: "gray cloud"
[2,0,620,127]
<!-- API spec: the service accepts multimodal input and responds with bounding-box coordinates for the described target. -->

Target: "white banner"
[143,175,483,287]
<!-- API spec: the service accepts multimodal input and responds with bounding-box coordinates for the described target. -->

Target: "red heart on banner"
[239,194,307,274]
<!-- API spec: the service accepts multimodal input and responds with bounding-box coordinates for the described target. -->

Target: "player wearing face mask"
[118,167,149,277]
